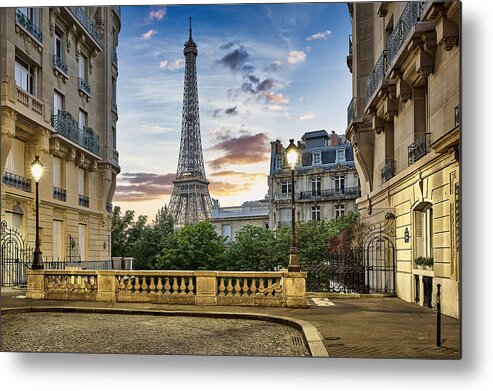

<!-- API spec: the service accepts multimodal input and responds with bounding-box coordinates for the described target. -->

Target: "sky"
[114,2,352,219]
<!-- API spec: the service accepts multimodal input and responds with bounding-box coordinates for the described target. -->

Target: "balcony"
[112,47,118,67]
[66,7,103,48]
[112,6,121,19]
[2,171,31,192]
[387,2,427,69]
[347,97,356,127]
[112,102,118,115]
[51,111,101,157]
[212,205,269,219]
[299,187,360,201]
[408,133,430,165]
[15,9,43,43]
[53,186,67,201]
[366,50,387,103]
[79,194,89,208]
[16,87,43,116]
[106,202,113,214]
[78,77,91,97]
[346,34,353,72]
[381,160,396,184]
[53,55,68,76]
[274,193,291,201]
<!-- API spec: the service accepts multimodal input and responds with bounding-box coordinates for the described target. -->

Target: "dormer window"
[275,157,282,170]
[336,148,346,162]
[312,151,322,165]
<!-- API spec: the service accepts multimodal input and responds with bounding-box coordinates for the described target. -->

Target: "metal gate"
[1,221,33,287]
[306,214,396,294]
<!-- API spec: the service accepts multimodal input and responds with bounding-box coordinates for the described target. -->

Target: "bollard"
[436,283,441,347]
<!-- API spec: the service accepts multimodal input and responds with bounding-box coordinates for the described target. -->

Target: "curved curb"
[1,306,329,357]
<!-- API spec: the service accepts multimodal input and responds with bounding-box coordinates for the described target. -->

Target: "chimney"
[330,131,339,146]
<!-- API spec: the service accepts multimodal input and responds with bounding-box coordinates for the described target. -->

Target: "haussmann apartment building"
[1,6,121,267]
[346,1,460,318]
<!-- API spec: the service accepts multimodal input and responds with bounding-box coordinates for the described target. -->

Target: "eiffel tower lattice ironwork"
[168,17,212,228]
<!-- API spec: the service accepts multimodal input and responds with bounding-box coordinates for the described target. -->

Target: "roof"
[301,130,329,140]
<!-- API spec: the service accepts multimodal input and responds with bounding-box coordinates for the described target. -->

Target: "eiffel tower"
[168,18,212,228]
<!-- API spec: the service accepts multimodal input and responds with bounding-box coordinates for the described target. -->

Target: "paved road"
[0,288,460,358]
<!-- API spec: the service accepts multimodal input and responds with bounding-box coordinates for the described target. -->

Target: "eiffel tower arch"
[168,18,212,228]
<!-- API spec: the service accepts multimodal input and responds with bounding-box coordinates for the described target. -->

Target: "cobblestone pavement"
[1,312,310,357]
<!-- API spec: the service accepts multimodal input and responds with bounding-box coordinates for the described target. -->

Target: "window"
[53,156,64,188]
[112,77,117,103]
[355,174,360,188]
[54,29,64,60]
[78,223,87,262]
[78,167,86,196]
[112,126,117,149]
[311,177,322,196]
[53,220,64,261]
[275,157,282,170]
[79,54,87,81]
[79,110,87,130]
[222,224,232,240]
[336,148,346,162]
[334,175,345,191]
[312,152,322,165]
[5,138,25,176]
[5,211,22,232]
[15,58,35,95]
[53,91,63,115]
[335,204,345,219]
[18,7,39,24]
[281,181,292,194]
[415,205,433,259]
[311,206,321,221]
[279,208,291,223]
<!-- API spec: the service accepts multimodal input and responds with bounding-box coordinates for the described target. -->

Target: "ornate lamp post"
[31,155,44,270]
[285,139,300,272]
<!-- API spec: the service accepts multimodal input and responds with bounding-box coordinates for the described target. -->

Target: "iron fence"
[2,171,31,192]
[381,160,396,184]
[53,55,68,75]
[408,133,430,165]
[366,50,387,102]
[15,8,43,42]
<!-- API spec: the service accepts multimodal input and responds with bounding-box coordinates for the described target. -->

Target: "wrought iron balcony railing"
[106,202,113,213]
[387,2,427,68]
[348,34,353,56]
[347,97,356,126]
[111,101,118,114]
[15,9,43,43]
[51,111,101,156]
[2,171,31,192]
[78,77,91,96]
[67,6,103,47]
[381,160,396,184]
[408,133,431,165]
[79,194,89,207]
[366,50,387,103]
[299,187,361,200]
[53,186,67,201]
[53,55,68,75]
[112,6,121,19]
[112,47,118,66]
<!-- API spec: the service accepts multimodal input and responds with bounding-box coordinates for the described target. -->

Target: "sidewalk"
[0,288,460,359]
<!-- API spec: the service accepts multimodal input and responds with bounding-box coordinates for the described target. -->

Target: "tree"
[111,206,136,258]
[156,220,226,270]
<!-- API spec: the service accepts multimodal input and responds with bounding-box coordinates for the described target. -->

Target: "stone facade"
[1,6,121,262]
[211,199,269,241]
[346,2,460,318]
[268,130,360,229]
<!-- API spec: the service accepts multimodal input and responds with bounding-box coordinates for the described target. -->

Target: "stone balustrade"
[26,269,307,307]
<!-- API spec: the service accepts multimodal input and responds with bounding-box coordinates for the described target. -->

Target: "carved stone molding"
[68,148,77,162]
[372,114,384,134]
[396,77,412,103]
[49,7,61,37]
[14,25,43,54]
[436,13,459,51]
[53,208,66,220]
[79,213,89,224]
[1,107,17,137]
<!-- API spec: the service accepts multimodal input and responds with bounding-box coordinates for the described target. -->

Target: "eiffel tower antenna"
[168,18,212,228]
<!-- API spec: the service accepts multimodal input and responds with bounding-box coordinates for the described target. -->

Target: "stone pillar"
[26,269,45,299]
[1,107,16,174]
[283,271,307,307]
[195,271,217,306]
[97,270,116,302]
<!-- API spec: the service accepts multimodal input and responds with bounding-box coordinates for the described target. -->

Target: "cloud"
[211,106,240,118]
[144,6,167,24]
[268,61,282,71]
[299,112,316,121]
[208,132,270,169]
[219,41,239,50]
[209,181,254,197]
[306,30,332,41]
[142,29,158,40]
[287,50,307,64]
[224,106,239,116]
[159,58,185,70]
[217,46,251,72]
[114,172,175,202]
[264,92,289,104]
[256,78,275,92]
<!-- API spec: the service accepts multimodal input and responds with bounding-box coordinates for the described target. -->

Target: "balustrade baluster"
[46,275,53,291]
[59,275,67,291]
[54,275,60,290]
[234,279,242,296]
[73,276,80,292]
[156,277,163,295]
[125,276,133,292]
[141,276,148,294]
[118,276,126,291]
[172,277,179,295]
[274,279,282,296]
[258,278,265,296]
[164,277,171,295]
[218,278,226,296]
[179,277,187,295]
[226,278,233,296]
[250,279,257,295]
[80,276,87,291]
[266,279,274,296]
[187,278,194,296]
[149,277,156,295]
[242,279,250,296]
[134,276,141,294]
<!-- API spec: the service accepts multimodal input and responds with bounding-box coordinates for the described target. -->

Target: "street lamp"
[285,139,300,272]
[31,155,44,270]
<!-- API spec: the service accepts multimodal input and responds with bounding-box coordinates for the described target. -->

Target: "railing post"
[96,270,117,302]
[282,271,307,307]
[195,271,217,305]
[26,269,46,299]
[436,283,441,347]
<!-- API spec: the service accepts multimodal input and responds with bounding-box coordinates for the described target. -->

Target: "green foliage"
[415,256,434,266]
[157,220,226,270]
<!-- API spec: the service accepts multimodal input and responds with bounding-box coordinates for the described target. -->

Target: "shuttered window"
[78,224,87,262]
[53,220,63,261]
[5,138,25,176]
[78,168,85,195]
[53,156,62,188]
